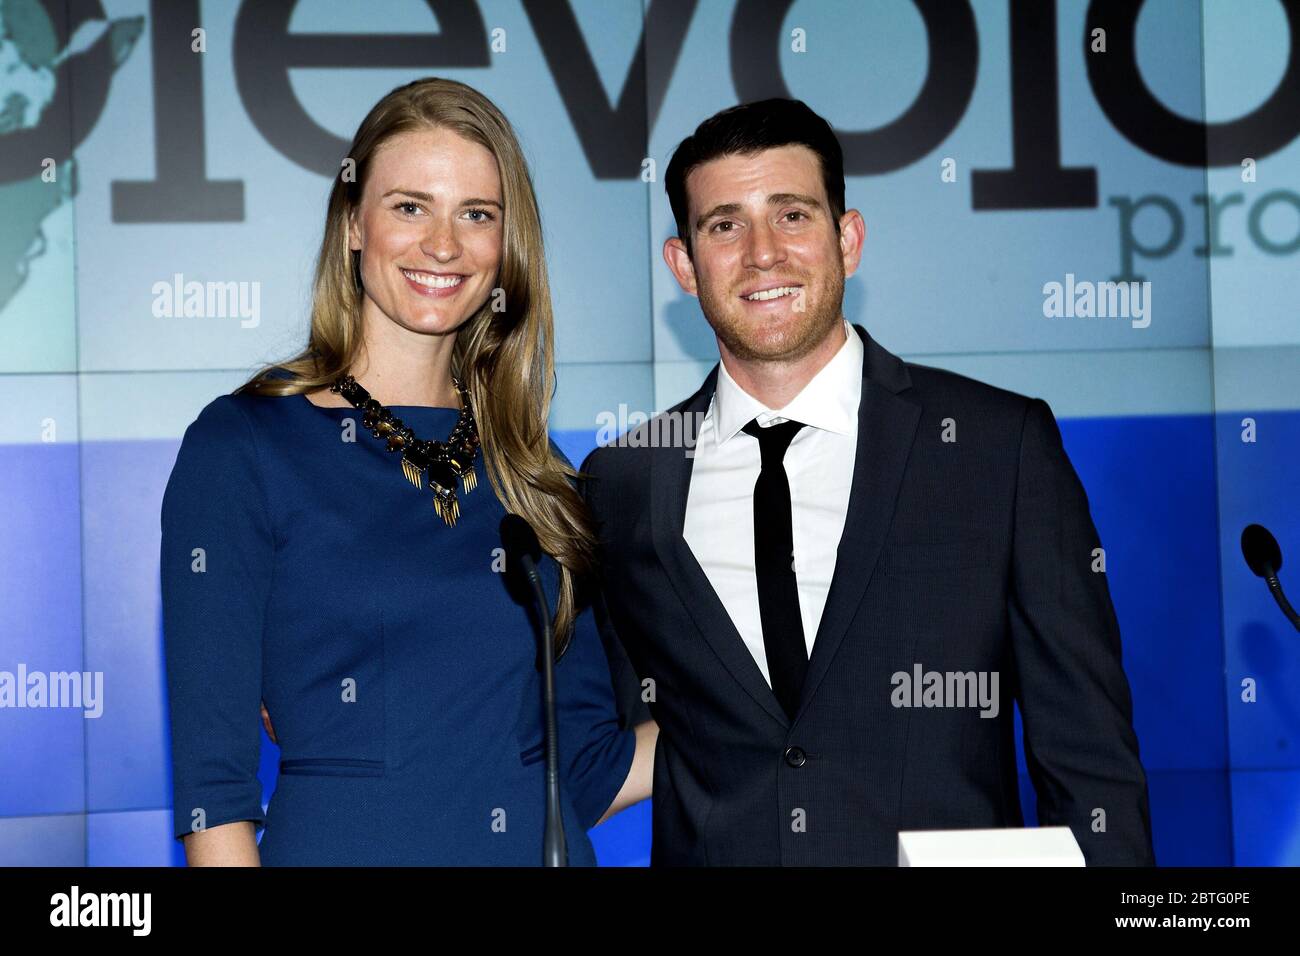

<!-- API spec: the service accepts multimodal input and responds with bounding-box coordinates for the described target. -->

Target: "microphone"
[1241,524,1300,632]
[500,512,542,572]
[499,513,567,866]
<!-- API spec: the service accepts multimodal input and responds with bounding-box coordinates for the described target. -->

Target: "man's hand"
[260,700,277,743]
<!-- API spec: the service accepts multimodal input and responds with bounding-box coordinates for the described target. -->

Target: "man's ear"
[839,209,866,279]
[663,236,699,297]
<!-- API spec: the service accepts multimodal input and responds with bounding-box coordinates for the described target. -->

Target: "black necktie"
[742,417,807,721]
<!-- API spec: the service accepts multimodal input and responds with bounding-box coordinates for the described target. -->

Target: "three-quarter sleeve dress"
[160,386,636,865]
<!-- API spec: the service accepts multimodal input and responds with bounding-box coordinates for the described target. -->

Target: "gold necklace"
[329,374,480,527]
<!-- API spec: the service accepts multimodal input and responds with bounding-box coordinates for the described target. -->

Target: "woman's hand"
[596,720,658,826]
[180,703,272,864]
[181,820,262,866]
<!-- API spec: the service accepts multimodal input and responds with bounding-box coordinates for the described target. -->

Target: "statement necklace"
[329,373,480,527]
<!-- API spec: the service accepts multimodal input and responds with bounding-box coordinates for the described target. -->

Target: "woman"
[160,77,656,866]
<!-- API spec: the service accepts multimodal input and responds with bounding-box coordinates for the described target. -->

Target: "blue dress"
[160,383,635,865]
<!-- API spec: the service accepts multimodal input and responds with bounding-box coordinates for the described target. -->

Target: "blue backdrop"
[1,0,1297,867]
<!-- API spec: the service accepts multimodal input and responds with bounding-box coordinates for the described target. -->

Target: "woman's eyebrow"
[381,188,503,210]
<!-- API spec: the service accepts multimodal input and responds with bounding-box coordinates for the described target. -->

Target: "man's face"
[664,144,863,364]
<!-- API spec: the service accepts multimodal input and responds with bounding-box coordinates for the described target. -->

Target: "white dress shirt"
[683,319,863,686]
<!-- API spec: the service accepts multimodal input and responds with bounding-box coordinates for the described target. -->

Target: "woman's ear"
[348,209,362,252]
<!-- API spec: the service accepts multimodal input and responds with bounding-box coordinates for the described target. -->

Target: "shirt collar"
[712,318,863,446]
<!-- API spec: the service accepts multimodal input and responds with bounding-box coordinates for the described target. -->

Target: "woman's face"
[349,127,504,339]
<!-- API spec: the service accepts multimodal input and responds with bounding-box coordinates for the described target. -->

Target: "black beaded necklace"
[329,373,480,527]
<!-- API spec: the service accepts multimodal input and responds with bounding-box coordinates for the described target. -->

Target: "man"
[581,98,1154,866]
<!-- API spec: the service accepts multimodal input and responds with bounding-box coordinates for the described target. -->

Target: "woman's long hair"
[236,77,595,650]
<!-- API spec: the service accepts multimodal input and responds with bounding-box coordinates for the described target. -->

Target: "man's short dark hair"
[665,98,846,257]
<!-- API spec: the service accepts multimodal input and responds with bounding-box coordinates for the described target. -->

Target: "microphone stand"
[518,550,567,866]
[1262,569,1300,632]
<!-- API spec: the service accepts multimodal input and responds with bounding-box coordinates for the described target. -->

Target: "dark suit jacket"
[581,323,1155,866]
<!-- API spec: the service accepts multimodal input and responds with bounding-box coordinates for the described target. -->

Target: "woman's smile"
[399,267,467,298]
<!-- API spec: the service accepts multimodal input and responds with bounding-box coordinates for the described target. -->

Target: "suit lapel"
[795,325,920,719]
[650,367,792,729]
[649,324,920,730]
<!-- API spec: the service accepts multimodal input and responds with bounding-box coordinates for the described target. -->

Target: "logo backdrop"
[1,0,1297,866]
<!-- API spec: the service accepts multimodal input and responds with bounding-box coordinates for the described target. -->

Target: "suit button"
[784,746,806,768]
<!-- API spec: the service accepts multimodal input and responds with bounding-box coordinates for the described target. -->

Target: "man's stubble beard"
[697,259,846,364]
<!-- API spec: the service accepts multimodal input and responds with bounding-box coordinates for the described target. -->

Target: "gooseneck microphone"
[499,513,567,866]
[1241,524,1300,632]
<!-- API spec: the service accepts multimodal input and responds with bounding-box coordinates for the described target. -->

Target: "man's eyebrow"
[695,202,742,232]
[694,193,824,231]
[381,188,503,209]
[768,192,823,209]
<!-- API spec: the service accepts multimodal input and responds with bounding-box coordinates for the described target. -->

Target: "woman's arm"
[162,396,273,865]
[181,821,262,866]
[596,719,657,826]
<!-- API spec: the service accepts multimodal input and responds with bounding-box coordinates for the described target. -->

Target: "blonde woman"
[161,77,656,865]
